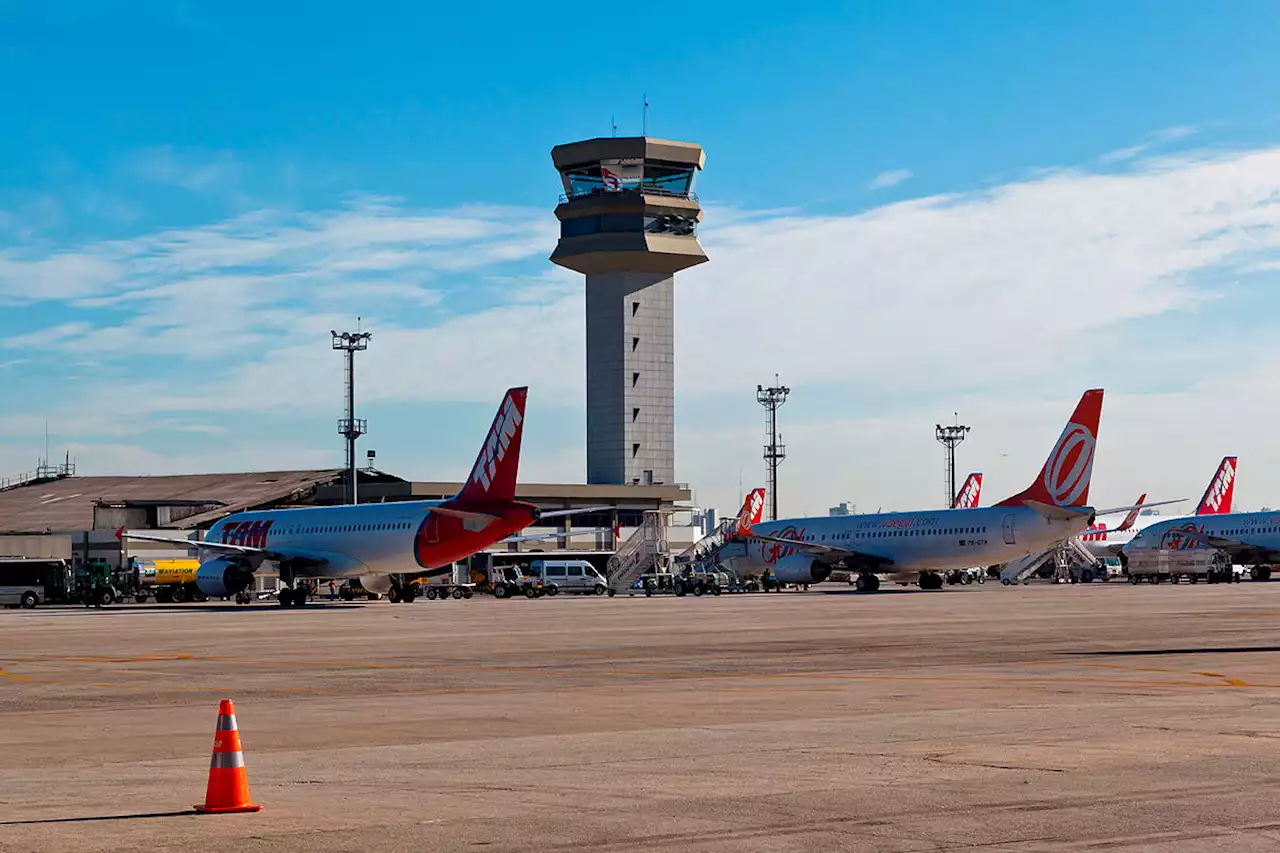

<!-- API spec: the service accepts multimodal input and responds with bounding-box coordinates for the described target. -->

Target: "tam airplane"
[1079,456,1237,558]
[953,473,982,509]
[742,390,1147,591]
[129,387,600,606]
[1124,459,1280,581]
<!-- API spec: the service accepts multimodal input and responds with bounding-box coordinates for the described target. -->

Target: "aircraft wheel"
[387,587,401,604]
[1253,566,1271,582]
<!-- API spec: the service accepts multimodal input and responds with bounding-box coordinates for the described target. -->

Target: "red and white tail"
[997,389,1104,509]
[953,473,983,509]
[735,488,766,535]
[1195,456,1237,516]
[454,387,527,505]
[1115,493,1146,531]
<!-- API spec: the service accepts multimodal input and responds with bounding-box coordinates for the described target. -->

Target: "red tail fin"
[1195,456,1236,515]
[997,389,1104,508]
[1115,493,1146,531]
[454,387,527,505]
[735,488,766,535]
[953,473,983,509]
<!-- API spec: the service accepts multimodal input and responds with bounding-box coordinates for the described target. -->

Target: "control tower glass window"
[640,163,695,197]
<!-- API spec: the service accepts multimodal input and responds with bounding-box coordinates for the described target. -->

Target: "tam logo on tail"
[953,473,982,509]
[1195,456,1237,516]
[997,389,1103,509]
[456,387,528,504]
[736,488,766,535]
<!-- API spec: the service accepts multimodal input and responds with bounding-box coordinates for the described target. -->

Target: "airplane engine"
[195,559,254,598]
[360,574,393,595]
[771,554,832,585]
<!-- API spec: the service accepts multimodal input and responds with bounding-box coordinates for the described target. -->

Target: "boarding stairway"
[674,518,752,580]
[606,511,671,593]
[999,537,1102,585]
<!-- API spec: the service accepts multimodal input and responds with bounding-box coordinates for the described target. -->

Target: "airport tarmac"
[3,583,1280,852]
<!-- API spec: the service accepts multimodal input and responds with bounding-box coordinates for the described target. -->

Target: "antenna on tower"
[642,94,649,136]
[611,115,617,137]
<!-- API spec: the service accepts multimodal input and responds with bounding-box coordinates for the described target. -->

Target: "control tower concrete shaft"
[551,137,706,486]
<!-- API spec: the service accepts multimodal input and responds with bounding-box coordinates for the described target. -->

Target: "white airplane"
[128,387,604,606]
[1080,456,1237,558]
[742,389,1147,591]
[1124,463,1279,581]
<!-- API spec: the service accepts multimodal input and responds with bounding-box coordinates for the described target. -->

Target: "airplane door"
[1002,514,1016,545]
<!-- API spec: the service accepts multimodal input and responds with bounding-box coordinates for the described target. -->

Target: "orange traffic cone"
[195,699,263,814]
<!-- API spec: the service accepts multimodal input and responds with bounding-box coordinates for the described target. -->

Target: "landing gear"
[854,572,880,592]
[1253,565,1272,582]
[919,572,943,591]
[387,586,401,604]
[234,591,252,605]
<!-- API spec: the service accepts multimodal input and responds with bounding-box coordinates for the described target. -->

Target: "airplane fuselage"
[1125,511,1280,561]
[200,499,536,580]
[748,505,1093,577]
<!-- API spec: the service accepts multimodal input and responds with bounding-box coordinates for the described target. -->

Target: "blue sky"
[4,1,1280,514]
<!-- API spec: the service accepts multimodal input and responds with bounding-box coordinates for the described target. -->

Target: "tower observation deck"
[550,136,707,486]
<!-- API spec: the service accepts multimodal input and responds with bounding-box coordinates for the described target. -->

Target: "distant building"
[829,502,857,516]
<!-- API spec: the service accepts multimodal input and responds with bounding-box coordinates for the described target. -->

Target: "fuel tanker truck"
[130,558,211,603]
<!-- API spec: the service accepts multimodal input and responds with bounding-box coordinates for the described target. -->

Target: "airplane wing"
[535,506,612,520]
[122,532,333,568]
[1093,498,1184,516]
[742,532,895,567]
[123,532,264,555]
[502,527,613,544]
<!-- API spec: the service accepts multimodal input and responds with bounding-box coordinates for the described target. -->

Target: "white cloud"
[5,140,1280,516]
[868,169,913,189]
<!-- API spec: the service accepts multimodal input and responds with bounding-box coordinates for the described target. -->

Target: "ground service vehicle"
[130,558,206,603]
[1124,548,1235,584]
[528,560,607,595]
[484,565,544,599]
[0,558,74,608]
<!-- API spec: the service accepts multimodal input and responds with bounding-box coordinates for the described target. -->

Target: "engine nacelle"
[360,574,393,595]
[771,554,832,585]
[195,559,254,598]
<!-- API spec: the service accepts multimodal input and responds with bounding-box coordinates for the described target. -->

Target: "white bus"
[0,558,73,608]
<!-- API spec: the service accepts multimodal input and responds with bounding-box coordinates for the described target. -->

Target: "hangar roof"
[0,470,357,533]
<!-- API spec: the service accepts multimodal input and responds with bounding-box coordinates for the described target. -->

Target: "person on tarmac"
[328,580,337,601]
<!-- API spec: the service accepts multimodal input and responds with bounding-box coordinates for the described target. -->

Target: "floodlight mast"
[332,328,371,505]
[757,379,790,521]
[935,417,971,509]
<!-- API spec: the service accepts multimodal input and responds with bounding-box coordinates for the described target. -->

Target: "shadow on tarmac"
[1066,646,1280,657]
[0,810,198,826]
[18,602,368,615]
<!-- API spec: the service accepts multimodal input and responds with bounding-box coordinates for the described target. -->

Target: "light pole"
[757,379,790,521]
[332,328,371,505]
[935,417,970,509]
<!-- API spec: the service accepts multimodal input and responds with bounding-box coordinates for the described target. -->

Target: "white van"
[529,560,607,595]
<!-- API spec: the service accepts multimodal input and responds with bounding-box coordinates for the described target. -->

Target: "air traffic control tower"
[550,136,706,486]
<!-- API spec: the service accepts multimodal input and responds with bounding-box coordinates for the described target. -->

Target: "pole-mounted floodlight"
[332,327,372,505]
